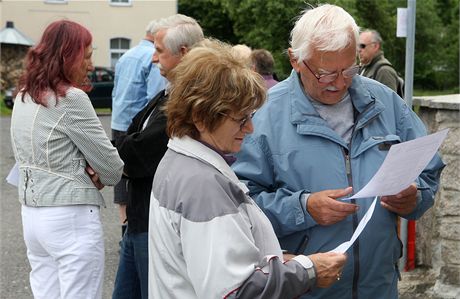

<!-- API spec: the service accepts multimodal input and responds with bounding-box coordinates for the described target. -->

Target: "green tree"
[354,0,406,74]
[179,0,238,44]
[178,0,458,91]
[215,0,306,79]
[432,0,459,91]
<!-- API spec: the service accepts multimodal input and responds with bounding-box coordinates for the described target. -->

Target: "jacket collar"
[168,136,249,193]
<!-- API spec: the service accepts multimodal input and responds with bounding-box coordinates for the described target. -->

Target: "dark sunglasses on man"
[359,42,376,49]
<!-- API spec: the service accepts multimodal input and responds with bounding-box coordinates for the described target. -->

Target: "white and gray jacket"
[148,136,315,299]
[10,88,123,207]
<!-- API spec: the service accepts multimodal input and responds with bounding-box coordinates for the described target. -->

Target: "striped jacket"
[10,87,123,207]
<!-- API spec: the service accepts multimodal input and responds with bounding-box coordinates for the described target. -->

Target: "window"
[110,0,131,6]
[110,38,130,68]
[44,0,68,4]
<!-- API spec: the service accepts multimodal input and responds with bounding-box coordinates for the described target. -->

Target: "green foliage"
[435,0,459,90]
[179,0,238,44]
[355,0,406,73]
[178,0,459,91]
[219,0,309,79]
[0,94,13,116]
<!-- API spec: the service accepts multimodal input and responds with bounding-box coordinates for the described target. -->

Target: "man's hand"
[85,165,104,190]
[309,252,347,288]
[380,183,417,216]
[307,187,358,226]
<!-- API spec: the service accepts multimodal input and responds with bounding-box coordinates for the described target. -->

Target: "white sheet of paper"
[6,162,19,187]
[349,129,448,199]
[330,196,378,253]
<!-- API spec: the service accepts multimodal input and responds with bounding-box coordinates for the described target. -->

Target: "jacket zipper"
[345,139,360,299]
[348,103,380,299]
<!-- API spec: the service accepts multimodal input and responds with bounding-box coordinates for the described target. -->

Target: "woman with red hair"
[10,20,123,299]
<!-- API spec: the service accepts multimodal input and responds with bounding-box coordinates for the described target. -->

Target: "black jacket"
[115,90,169,233]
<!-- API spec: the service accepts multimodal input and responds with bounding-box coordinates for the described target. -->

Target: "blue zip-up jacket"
[233,70,445,299]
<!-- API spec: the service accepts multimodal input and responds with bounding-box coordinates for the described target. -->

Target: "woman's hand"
[309,252,347,288]
[86,165,104,190]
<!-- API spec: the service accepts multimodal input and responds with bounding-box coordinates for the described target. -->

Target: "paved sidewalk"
[0,115,121,299]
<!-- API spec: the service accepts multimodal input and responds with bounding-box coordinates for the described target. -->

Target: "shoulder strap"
[374,63,405,98]
[373,62,393,79]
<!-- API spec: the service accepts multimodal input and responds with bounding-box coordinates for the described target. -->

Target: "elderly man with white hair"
[234,4,444,299]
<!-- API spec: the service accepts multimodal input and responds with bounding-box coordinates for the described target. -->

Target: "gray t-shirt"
[308,92,354,144]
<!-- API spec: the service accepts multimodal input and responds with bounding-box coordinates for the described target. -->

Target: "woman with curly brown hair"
[148,40,346,299]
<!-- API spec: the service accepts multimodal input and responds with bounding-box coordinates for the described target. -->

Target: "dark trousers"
[112,231,149,299]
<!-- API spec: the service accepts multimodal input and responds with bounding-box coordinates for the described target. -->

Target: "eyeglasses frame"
[302,60,360,84]
[219,110,257,130]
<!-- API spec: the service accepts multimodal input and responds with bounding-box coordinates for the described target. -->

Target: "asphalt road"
[0,114,121,299]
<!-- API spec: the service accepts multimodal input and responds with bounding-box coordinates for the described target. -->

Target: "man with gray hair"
[359,29,400,94]
[111,20,166,238]
[234,4,444,298]
[112,14,203,299]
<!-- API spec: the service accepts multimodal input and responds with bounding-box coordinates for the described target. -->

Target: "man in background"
[250,48,279,89]
[112,14,204,299]
[359,29,400,94]
[111,21,166,235]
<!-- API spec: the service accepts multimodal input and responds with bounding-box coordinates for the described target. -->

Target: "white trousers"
[21,205,104,299]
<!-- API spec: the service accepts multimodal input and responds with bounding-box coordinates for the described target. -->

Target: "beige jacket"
[10,87,123,207]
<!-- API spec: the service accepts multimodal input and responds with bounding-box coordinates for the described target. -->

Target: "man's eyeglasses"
[359,42,376,49]
[302,61,360,84]
[220,110,257,129]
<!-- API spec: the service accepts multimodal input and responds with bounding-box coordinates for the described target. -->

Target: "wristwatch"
[293,255,317,289]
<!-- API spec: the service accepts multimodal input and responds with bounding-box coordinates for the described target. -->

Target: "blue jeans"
[112,231,148,299]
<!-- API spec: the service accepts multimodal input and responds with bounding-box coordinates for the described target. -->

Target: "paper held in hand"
[330,129,448,253]
[348,128,448,200]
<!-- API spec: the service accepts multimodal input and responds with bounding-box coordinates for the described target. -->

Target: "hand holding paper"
[330,129,448,253]
[380,183,417,215]
[348,129,448,199]
[307,187,357,226]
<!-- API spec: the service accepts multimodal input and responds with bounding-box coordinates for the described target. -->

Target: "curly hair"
[166,39,266,139]
[18,20,92,106]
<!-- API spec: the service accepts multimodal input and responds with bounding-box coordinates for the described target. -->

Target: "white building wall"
[1,0,177,67]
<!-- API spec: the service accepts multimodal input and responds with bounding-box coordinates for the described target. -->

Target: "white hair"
[153,14,204,55]
[290,4,359,61]
[145,20,158,34]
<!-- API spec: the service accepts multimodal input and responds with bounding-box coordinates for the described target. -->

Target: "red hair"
[18,20,92,106]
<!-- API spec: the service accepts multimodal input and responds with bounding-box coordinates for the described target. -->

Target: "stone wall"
[399,94,460,299]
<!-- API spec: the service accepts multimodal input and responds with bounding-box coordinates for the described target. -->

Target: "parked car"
[3,87,14,109]
[86,66,114,109]
[2,66,114,109]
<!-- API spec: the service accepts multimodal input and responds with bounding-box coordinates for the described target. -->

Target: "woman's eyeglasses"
[220,110,257,129]
[302,61,360,84]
